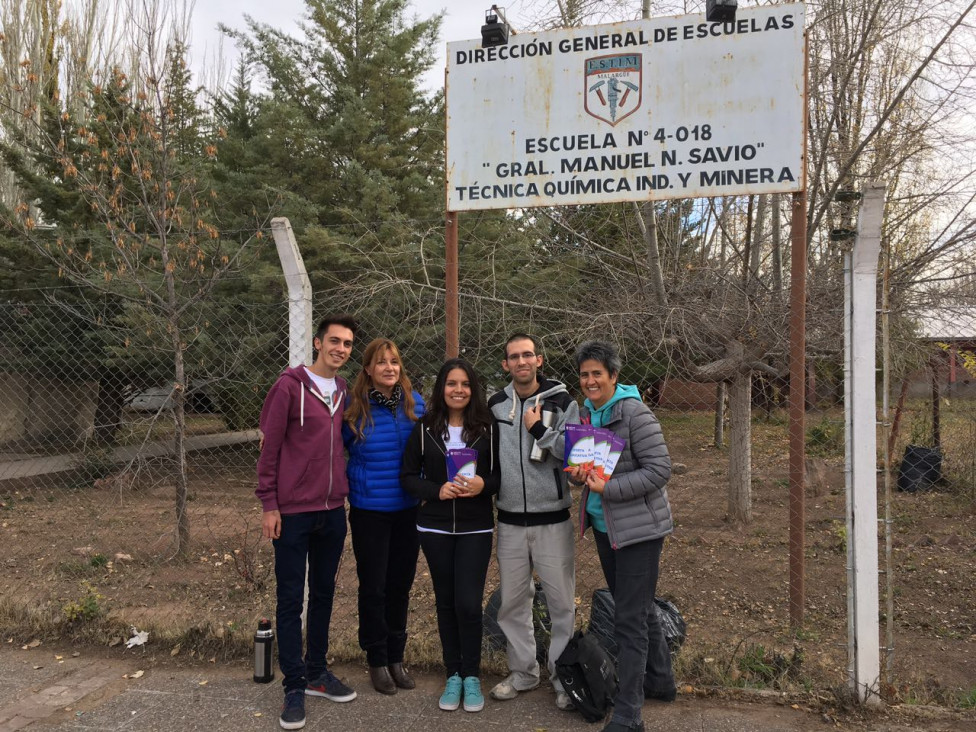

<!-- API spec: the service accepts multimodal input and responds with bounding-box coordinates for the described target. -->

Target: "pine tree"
[3,38,267,558]
[229,0,444,229]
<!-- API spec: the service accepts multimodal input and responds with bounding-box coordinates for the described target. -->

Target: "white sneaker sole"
[490,679,540,700]
[305,688,357,702]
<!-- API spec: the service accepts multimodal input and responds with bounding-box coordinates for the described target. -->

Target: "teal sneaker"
[439,673,462,711]
[462,676,484,712]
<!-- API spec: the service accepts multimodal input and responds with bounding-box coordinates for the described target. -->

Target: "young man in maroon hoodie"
[256,314,358,730]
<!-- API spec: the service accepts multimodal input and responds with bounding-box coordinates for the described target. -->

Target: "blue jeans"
[594,531,674,727]
[273,508,347,692]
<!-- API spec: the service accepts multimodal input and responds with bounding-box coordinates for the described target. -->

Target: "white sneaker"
[555,690,573,710]
[490,673,540,700]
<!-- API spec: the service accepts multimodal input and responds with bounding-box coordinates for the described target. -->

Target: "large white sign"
[446,4,806,211]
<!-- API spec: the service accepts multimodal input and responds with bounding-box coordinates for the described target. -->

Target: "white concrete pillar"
[271,218,313,367]
[843,181,885,703]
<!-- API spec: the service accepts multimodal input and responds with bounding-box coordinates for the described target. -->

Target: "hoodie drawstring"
[507,390,517,421]
[300,385,305,427]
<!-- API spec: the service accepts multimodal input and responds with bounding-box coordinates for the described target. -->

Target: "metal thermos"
[529,406,555,462]
[253,618,275,683]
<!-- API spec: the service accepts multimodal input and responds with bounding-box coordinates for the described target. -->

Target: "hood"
[281,365,312,386]
[282,365,344,425]
[502,378,570,421]
[585,383,641,424]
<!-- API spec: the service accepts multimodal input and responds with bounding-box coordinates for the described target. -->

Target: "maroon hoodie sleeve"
[256,376,292,512]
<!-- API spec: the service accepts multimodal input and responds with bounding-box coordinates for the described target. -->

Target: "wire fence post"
[271,217,313,367]
[844,180,885,704]
[788,189,808,629]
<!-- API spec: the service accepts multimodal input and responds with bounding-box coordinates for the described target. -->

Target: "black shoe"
[306,669,357,702]
[644,685,677,702]
[280,689,306,730]
[601,722,645,732]
[388,662,416,689]
[369,665,397,695]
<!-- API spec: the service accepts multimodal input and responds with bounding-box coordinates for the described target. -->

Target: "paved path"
[0,431,259,481]
[0,644,972,731]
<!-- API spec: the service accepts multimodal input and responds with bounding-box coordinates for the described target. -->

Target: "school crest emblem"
[584,54,642,126]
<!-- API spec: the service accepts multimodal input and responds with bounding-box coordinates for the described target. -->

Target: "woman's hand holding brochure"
[564,425,626,490]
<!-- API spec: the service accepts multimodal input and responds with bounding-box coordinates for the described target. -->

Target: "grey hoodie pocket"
[552,466,564,500]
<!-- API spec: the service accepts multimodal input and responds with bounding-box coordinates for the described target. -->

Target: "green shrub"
[806,418,844,456]
[62,581,104,623]
[215,381,266,431]
[69,448,116,490]
[736,644,804,688]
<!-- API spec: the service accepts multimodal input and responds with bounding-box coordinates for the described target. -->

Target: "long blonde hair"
[345,338,418,440]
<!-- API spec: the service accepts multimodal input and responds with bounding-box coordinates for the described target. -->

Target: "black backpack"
[555,630,618,723]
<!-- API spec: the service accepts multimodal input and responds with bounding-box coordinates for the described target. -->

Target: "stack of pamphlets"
[564,424,626,481]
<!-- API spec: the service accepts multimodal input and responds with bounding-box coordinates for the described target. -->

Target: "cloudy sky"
[189,0,531,92]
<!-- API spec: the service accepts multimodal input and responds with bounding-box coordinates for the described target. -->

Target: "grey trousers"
[495,519,576,688]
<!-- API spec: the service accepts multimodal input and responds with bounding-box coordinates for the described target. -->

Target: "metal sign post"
[443,5,814,638]
[445,211,459,358]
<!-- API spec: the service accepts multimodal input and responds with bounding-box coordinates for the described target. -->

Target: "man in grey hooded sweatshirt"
[487,333,580,710]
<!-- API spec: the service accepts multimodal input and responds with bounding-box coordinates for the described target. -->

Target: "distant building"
[911,306,976,398]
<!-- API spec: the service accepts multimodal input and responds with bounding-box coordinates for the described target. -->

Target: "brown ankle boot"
[369,665,397,695]
[388,662,415,690]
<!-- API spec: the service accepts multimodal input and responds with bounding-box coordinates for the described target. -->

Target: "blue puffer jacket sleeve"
[346,391,425,512]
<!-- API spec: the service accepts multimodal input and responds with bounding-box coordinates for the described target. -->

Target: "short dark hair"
[503,332,541,360]
[314,313,358,344]
[574,340,622,377]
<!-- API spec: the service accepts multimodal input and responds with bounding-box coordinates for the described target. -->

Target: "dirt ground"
[1,410,973,714]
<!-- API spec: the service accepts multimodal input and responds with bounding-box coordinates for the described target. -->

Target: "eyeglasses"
[505,352,537,362]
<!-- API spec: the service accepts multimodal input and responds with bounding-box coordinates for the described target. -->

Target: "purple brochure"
[601,434,627,480]
[564,424,596,469]
[591,427,614,476]
[446,448,478,483]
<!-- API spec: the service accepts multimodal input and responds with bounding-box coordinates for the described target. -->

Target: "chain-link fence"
[1,283,973,706]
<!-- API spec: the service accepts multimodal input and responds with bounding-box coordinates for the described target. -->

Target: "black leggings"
[420,531,493,678]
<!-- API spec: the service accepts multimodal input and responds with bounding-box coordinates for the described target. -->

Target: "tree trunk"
[634,0,669,310]
[728,363,752,524]
[163,243,190,558]
[749,194,768,287]
[741,195,754,290]
[886,379,909,468]
[93,371,126,446]
[771,193,783,304]
[170,321,190,559]
[714,381,726,448]
[806,360,817,411]
[931,360,941,451]
[635,200,668,308]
